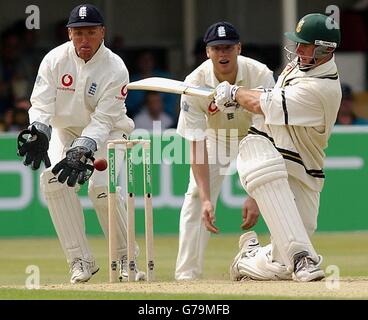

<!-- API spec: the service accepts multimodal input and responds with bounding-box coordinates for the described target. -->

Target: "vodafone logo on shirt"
[116,85,128,100]
[61,74,73,87]
[58,74,75,92]
[121,85,128,97]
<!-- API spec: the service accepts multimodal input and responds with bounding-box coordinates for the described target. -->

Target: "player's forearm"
[82,116,113,150]
[28,107,54,127]
[191,162,211,203]
[190,140,211,203]
[234,88,264,115]
[29,92,56,126]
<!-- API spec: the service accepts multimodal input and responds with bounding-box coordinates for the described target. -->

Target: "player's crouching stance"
[17,4,145,284]
[208,13,342,282]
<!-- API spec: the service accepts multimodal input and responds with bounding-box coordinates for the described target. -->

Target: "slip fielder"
[175,21,275,280]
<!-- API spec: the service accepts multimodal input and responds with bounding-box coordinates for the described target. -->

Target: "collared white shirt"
[29,41,134,149]
[177,55,275,141]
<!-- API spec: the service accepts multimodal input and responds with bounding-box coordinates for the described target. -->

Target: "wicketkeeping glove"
[17,121,52,170]
[52,137,97,187]
[214,81,240,113]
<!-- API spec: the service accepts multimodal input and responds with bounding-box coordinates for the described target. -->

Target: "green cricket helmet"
[285,13,340,49]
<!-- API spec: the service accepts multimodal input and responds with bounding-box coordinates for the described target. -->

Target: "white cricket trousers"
[175,136,239,280]
[41,128,128,264]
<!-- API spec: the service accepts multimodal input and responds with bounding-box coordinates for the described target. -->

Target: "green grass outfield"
[0,232,367,299]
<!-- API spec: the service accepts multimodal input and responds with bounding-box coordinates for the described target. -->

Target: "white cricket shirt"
[177,56,275,141]
[29,41,134,149]
[253,56,342,191]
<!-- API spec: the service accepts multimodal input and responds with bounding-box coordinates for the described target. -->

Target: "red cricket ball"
[93,158,108,171]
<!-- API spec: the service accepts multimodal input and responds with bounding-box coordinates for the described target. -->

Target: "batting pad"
[237,135,318,267]
[89,185,139,257]
[40,170,93,263]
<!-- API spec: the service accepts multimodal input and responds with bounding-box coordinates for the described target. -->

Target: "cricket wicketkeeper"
[17,4,145,284]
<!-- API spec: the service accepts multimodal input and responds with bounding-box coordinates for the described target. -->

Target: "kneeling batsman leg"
[237,136,318,269]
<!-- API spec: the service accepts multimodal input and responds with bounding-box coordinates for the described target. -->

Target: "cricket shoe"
[70,258,99,284]
[119,255,146,282]
[292,251,325,282]
[230,231,261,281]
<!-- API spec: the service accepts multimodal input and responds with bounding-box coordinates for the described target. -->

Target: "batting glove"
[214,81,240,113]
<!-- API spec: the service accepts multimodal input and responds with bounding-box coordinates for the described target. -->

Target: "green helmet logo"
[285,13,341,48]
[296,19,305,33]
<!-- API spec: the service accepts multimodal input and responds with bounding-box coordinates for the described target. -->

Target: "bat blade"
[127,77,214,98]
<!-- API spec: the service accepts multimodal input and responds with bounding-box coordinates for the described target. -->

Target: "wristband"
[230,85,240,101]
[71,137,97,152]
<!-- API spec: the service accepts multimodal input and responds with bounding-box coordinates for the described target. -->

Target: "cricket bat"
[127,77,214,98]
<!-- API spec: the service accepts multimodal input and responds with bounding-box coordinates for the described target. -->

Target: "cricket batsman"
[208,13,342,282]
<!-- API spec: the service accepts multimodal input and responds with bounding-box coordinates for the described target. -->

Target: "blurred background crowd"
[0,0,368,133]
[0,19,185,133]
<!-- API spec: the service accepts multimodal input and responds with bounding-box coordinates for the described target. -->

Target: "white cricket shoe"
[292,251,325,282]
[119,255,146,282]
[230,231,261,281]
[230,234,292,281]
[70,258,99,284]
